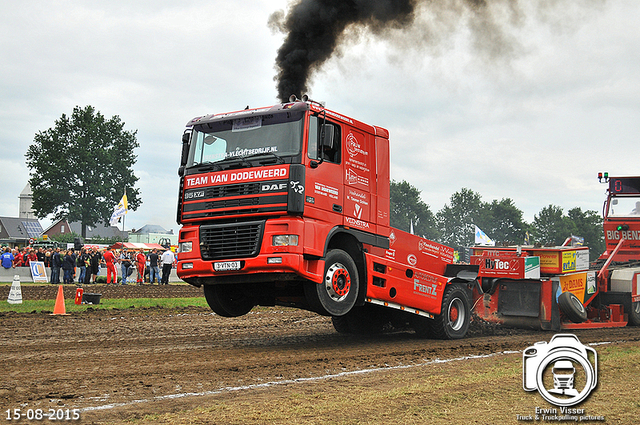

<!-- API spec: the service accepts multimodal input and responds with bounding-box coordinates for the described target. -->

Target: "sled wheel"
[558,291,587,323]
[203,284,255,317]
[629,300,640,326]
[430,283,471,340]
[305,249,359,316]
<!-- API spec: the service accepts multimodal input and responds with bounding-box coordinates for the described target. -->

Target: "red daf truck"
[176,97,479,339]
[471,173,640,330]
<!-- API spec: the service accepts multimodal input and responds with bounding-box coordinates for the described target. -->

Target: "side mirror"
[179,131,191,175]
[310,123,336,168]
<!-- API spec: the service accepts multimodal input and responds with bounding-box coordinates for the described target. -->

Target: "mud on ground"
[1,285,638,424]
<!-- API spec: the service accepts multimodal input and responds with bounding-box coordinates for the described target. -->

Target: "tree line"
[390,181,604,261]
[25,106,141,239]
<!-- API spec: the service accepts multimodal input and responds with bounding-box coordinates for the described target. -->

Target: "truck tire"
[331,315,352,334]
[305,249,359,317]
[629,301,640,326]
[203,284,255,317]
[430,283,471,340]
[558,291,587,323]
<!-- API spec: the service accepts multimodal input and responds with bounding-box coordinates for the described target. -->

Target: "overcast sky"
[1,0,639,236]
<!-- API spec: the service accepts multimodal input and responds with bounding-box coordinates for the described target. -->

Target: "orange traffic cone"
[51,285,69,316]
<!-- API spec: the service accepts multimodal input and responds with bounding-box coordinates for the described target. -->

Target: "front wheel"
[203,284,255,317]
[430,283,471,340]
[305,249,359,317]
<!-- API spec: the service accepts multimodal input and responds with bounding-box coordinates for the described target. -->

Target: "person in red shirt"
[24,249,37,268]
[102,247,118,284]
[135,249,146,284]
[12,248,24,267]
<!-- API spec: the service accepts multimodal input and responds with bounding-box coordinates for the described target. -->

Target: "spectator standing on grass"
[88,248,101,284]
[160,248,174,285]
[24,249,37,268]
[144,252,150,283]
[62,250,75,284]
[135,249,145,285]
[36,247,45,263]
[13,248,24,267]
[69,248,76,282]
[102,246,117,284]
[119,248,132,285]
[77,248,88,284]
[50,247,62,284]
[148,248,160,284]
[1,247,14,269]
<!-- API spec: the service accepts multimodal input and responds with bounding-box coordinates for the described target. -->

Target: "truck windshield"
[187,111,304,168]
[608,196,640,217]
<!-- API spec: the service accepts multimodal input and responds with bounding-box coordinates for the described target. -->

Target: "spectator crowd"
[1,245,176,285]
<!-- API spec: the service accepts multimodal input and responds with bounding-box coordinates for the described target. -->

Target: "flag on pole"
[109,192,128,226]
[570,235,584,246]
[474,225,495,246]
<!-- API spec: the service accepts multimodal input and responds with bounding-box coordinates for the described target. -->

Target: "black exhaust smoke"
[271,0,420,103]
[271,0,599,103]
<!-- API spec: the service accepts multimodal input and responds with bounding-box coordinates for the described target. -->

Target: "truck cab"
[599,174,640,262]
[176,98,477,339]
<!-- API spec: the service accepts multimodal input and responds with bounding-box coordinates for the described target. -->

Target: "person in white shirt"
[160,248,175,285]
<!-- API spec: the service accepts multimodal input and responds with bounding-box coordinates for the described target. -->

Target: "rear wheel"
[629,300,640,326]
[305,249,359,316]
[203,284,255,317]
[431,283,471,340]
[558,291,587,323]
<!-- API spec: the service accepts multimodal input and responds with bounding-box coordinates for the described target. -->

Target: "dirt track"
[1,285,639,424]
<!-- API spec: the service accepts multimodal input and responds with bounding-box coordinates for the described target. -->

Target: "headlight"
[272,235,299,246]
[179,241,193,253]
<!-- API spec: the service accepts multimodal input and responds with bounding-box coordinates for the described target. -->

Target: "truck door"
[303,115,344,256]
[342,128,373,232]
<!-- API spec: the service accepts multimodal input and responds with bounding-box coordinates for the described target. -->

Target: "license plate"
[214,261,241,271]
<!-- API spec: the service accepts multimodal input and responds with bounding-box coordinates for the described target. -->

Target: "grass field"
[0,296,208,313]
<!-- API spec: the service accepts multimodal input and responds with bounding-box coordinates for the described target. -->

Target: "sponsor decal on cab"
[185,167,289,189]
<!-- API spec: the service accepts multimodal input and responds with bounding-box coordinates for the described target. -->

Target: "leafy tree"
[567,207,604,261]
[436,188,487,247]
[483,198,529,245]
[532,205,604,261]
[25,106,141,238]
[389,180,438,240]
[532,205,576,246]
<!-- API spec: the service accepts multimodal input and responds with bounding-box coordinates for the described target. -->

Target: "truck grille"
[207,183,261,198]
[199,221,264,260]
